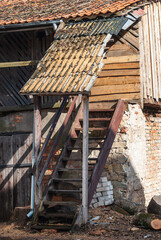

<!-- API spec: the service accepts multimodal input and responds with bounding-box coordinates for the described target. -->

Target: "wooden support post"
[33,96,42,207]
[82,95,89,224]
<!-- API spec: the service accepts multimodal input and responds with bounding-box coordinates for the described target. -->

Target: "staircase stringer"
[88,100,124,204]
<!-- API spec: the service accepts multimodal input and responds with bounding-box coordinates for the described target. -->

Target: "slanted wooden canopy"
[20,16,141,96]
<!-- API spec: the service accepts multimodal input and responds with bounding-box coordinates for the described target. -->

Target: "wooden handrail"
[32,96,68,174]
[37,96,78,187]
[88,100,124,205]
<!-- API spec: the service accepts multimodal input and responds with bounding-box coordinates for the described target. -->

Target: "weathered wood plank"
[118,31,139,50]
[89,92,140,102]
[99,69,140,77]
[0,136,13,220]
[91,84,140,95]
[82,96,89,224]
[107,43,130,51]
[34,96,42,207]
[13,135,32,207]
[148,4,157,99]
[139,13,146,106]
[103,62,139,70]
[94,76,140,86]
[102,55,139,63]
[0,60,38,68]
[89,102,117,110]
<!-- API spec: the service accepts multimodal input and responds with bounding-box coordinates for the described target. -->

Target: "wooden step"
[79,118,111,122]
[62,157,82,161]
[71,137,106,141]
[89,108,114,112]
[53,178,82,183]
[43,200,80,207]
[31,224,72,230]
[75,127,108,131]
[58,168,93,172]
[62,157,97,161]
[38,212,75,219]
[67,146,101,151]
[48,189,82,193]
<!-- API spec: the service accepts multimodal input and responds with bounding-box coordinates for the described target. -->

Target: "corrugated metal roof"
[55,17,128,40]
[20,16,141,95]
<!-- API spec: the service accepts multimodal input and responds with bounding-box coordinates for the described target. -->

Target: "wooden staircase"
[32,99,124,231]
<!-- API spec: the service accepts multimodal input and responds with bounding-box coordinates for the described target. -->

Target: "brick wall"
[144,116,161,205]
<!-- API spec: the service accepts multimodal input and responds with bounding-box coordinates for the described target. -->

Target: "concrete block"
[97,183,102,188]
[109,185,113,190]
[108,190,113,195]
[93,202,99,208]
[102,191,108,196]
[93,194,97,199]
[91,199,97,204]
[107,181,112,186]
[104,196,113,201]
[98,201,104,207]
[102,182,108,187]
[95,192,102,197]
[100,177,107,183]
[98,196,106,202]
[105,199,114,206]
[96,187,109,192]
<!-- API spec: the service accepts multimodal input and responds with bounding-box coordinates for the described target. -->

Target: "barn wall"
[140,1,161,102]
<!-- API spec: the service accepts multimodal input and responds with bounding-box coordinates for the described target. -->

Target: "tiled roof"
[0,0,142,26]
[20,17,137,95]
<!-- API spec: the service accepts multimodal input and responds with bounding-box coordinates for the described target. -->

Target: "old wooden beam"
[102,55,139,63]
[82,95,89,224]
[33,96,42,207]
[0,60,38,68]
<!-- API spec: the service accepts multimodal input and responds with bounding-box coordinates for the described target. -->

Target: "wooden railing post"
[33,96,42,208]
[82,95,89,224]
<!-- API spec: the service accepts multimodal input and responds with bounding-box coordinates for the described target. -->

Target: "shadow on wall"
[0,134,33,221]
[0,103,77,221]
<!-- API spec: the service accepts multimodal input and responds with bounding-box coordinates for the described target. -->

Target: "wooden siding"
[0,134,32,220]
[90,25,140,103]
[140,1,161,102]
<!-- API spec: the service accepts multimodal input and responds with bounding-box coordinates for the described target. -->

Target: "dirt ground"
[0,206,161,240]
